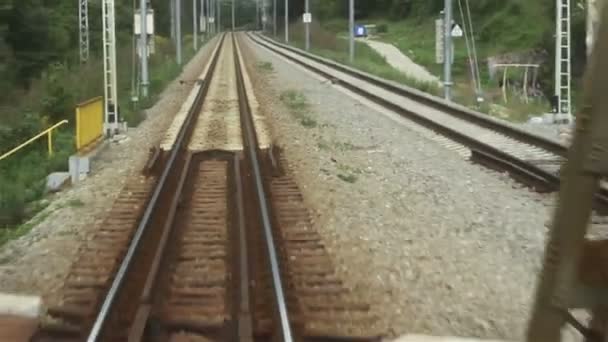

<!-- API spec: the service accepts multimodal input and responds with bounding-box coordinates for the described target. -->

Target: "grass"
[279,89,319,128]
[256,61,274,72]
[337,173,358,183]
[280,89,309,111]
[0,209,52,248]
[287,22,441,96]
[336,163,362,184]
[364,18,557,122]
[66,198,84,208]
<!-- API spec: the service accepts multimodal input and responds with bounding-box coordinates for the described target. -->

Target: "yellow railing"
[76,96,103,151]
[0,120,69,162]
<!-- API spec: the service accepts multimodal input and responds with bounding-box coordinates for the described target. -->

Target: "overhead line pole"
[232,0,235,31]
[284,0,288,43]
[349,0,354,63]
[139,0,149,98]
[305,0,310,51]
[218,0,221,32]
[193,0,198,50]
[273,0,277,36]
[443,0,453,100]
[176,0,182,65]
[170,0,176,41]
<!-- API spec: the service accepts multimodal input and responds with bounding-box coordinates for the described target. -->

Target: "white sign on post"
[451,24,463,37]
[134,10,155,35]
[303,13,312,23]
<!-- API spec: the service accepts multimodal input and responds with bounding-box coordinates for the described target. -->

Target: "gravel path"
[240,35,554,340]
[0,36,220,306]
[365,39,440,84]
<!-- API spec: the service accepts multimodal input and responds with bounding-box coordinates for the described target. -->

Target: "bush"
[377,24,388,34]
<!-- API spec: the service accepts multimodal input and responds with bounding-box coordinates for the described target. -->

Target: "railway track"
[32,33,380,342]
[246,32,608,210]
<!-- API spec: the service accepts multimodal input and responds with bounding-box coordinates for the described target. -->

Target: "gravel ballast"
[240,35,554,340]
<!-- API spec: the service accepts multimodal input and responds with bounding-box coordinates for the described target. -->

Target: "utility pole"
[443,0,453,100]
[200,0,204,39]
[305,0,310,51]
[554,0,572,123]
[140,0,149,98]
[79,0,89,63]
[273,0,277,36]
[210,0,215,34]
[176,0,182,65]
[256,0,259,30]
[232,0,235,31]
[102,0,119,135]
[171,0,176,41]
[349,0,354,63]
[193,0,198,50]
[284,0,288,43]
[205,0,209,34]
[262,0,267,32]
[218,0,221,32]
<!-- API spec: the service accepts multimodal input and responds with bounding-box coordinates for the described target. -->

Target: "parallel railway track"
[246,33,608,210]
[32,33,380,342]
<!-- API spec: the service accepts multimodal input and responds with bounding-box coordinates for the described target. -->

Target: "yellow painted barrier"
[0,120,69,161]
[75,96,103,151]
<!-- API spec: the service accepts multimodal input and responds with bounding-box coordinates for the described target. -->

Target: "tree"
[5,0,73,87]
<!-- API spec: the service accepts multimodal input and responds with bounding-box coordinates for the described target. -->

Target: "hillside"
[306,0,588,102]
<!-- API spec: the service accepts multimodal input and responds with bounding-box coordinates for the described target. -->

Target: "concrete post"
[349,0,354,63]
[443,0,453,100]
[176,0,182,65]
[140,0,149,97]
[305,0,310,51]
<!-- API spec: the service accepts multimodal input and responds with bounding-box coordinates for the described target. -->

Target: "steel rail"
[251,32,568,157]
[86,33,226,342]
[233,34,294,342]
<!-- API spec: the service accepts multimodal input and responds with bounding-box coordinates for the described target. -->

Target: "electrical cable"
[465,0,482,96]
[457,0,478,95]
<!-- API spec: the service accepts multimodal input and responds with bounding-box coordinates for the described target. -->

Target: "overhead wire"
[465,0,482,96]
[457,0,478,95]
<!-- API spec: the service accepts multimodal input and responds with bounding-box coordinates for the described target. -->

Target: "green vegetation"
[279,89,320,128]
[286,22,441,96]
[256,61,274,72]
[0,0,208,241]
[66,198,85,208]
[0,209,52,248]
[337,173,358,184]
[280,89,309,110]
[276,0,587,122]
